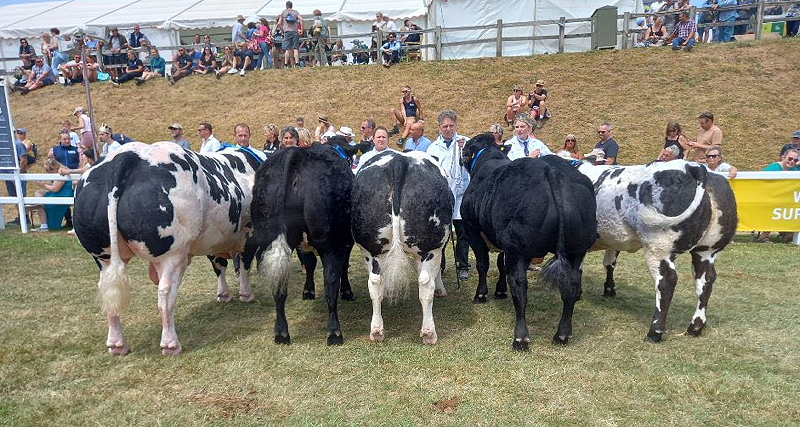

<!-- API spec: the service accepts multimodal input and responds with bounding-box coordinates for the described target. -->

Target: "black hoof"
[603,287,616,297]
[473,294,487,304]
[327,331,344,346]
[645,330,663,343]
[511,339,530,352]
[552,334,570,345]
[340,290,355,301]
[302,291,315,300]
[494,292,508,300]
[686,321,704,337]
[274,333,291,345]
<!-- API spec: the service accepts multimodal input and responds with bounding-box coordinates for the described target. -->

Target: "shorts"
[235,50,254,59]
[282,31,300,50]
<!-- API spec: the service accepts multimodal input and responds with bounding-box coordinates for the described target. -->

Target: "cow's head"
[461,133,499,174]
[328,135,371,159]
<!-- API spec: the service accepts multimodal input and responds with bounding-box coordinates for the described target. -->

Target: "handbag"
[97,71,110,81]
[247,38,261,54]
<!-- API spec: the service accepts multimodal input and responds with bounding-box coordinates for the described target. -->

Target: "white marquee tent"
[0,0,644,70]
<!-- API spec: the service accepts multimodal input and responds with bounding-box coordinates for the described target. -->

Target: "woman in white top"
[70,106,94,150]
[703,147,738,179]
[314,115,335,142]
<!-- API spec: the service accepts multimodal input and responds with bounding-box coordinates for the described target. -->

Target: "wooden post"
[755,0,766,40]
[622,12,630,49]
[434,26,442,61]
[496,19,503,57]
[558,16,566,53]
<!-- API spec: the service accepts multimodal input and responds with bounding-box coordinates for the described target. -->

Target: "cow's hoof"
[238,293,255,303]
[327,331,344,346]
[494,292,507,300]
[686,320,705,337]
[302,291,315,300]
[511,338,530,352]
[602,287,616,297]
[160,343,182,356]
[340,290,355,301]
[434,289,447,298]
[275,333,291,345]
[645,330,663,343]
[370,328,385,342]
[107,344,131,356]
[217,292,232,302]
[420,329,438,345]
[473,294,487,304]
[552,334,571,345]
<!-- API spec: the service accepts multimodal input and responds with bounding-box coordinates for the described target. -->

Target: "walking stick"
[450,223,460,292]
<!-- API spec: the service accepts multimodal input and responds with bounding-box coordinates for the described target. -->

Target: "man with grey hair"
[593,121,619,165]
[427,110,472,280]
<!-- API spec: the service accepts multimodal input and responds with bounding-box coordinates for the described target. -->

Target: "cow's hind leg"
[644,252,678,343]
[259,235,292,344]
[237,241,258,302]
[339,244,355,301]
[469,234,492,303]
[546,254,584,345]
[299,250,317,300]
[687,249,717,337]
[418,250,442,345]
[602,250,620,297]
[153,258,188,355]
[362,248,385,341]
[98,258,132,356]
[495,252,507,299]
[321,249,345,345]
[506,253,530,351]
[208,255,232,302]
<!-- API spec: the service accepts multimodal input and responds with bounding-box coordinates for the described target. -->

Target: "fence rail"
[0,172,80,233]
[2,1,799,74]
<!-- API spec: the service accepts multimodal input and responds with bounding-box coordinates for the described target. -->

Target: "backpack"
[285,12,297,23]
[26,143,37,165]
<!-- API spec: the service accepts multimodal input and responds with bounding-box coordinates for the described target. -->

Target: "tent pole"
[77,35,99,161]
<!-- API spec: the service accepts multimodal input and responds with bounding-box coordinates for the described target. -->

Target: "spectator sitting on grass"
[780,130,800,157]
[505,85,525,126]
[194,47,218,76]
[230,42,254,76]
[135,48,166,85]
[168,47,193,84]
[381,33,401,68]
[667,11,696,51]
[111,51,144,86]
[644,16,668,46]
[31,159,73,232]
[557,134,583,160]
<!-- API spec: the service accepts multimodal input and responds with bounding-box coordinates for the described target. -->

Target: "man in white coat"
[426,110,471,280]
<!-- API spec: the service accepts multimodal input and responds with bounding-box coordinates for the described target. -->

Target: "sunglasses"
[705,154,719,158]
[402,90,410,93]
[565,139,576,142]
[597,131,607,134]
[787,157,798,162]
[360,126,367,130]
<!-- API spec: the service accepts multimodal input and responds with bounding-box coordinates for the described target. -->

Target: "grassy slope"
[7,37,800,173]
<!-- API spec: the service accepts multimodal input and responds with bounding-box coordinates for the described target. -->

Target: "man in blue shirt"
[402,122,431,152]
[381,33,401,68]
[713,0,738,42]
[51,132,80,169]
[14,57,54,95]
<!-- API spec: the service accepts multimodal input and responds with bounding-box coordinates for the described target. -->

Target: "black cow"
[460,133,597,351]
[351,150,453,344]
[73,142,261,355]
[578,160,738,342]
[251,144,354,345]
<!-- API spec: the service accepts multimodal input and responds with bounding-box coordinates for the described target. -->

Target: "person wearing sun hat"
[314,115,335,142]
[504,84,525,126]
[528,79,549,121]
[779,130,800,157]
[168,123,191,150]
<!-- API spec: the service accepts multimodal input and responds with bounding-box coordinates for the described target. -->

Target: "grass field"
[1,231,799,427]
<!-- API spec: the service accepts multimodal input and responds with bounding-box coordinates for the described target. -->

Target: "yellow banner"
[729,176,800,231]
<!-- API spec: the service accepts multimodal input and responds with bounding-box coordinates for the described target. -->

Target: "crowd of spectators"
[8,3,424,91]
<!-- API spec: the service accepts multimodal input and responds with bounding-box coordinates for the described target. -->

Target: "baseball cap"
[792,130,800,138]
[15,128,26,134]
[168,123,183,130]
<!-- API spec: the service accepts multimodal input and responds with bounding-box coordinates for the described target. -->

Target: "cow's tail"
[258,233,292,294]
[98,155,133,316]
[382,159,411,302]
[639,164,708,228]
[256,149,300,293]
[539,163,581,298]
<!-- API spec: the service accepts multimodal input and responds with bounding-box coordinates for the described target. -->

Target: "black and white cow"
[251,144,355,345]
[460,134,597,351]
[578,160,737,342]
[73,142,261,355]
[351,150,453,344]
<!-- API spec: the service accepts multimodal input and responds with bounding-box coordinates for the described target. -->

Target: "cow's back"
[252,145,354,251]
[75,143,254,260]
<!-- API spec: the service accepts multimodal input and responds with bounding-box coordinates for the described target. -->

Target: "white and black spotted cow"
[461,134,598,351]
[73,142,262,355]
[578,160,737,342]
[351,150,453,344]
[251,144,355,346]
